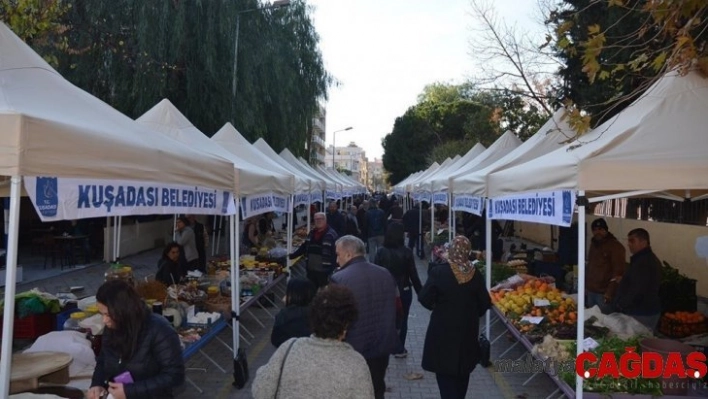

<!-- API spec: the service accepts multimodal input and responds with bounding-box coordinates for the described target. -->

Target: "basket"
[658,313,708,338]
[204,296,232,321]
[0,312,55,339]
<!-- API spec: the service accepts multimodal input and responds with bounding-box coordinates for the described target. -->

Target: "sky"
[308,0,544,160]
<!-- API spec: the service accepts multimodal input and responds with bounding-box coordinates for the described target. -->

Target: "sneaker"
[393,350,408,358]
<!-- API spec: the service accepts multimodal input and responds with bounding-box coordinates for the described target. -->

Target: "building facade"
[325,142,368,185]
[367,158,388,192]
[309,106,327,165]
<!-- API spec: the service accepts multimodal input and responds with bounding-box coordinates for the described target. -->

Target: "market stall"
[0,22,239,397]
[484,69,708,398]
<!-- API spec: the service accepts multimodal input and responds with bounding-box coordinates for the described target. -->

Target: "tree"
[382,81,546,185]
[0,0,70,66]
[547,0,708,131]
[1,0,331,156]
[468,0,558,118]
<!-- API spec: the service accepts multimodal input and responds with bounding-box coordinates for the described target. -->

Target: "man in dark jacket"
[330,235,398,399]
[326,201,345,237]
[366,200,386,261]
[289,212,338,289]
[612,228,662,330]
[586,218,626,312]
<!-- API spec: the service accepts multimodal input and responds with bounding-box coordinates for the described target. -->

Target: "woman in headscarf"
[419,235,491,399]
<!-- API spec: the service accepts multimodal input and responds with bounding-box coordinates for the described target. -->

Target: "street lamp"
[232,0,291,113]
[332,126,353,170]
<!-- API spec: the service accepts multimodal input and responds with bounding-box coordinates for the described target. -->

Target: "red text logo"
[575,347,707,380]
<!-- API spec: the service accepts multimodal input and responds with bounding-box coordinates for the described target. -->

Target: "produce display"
[658,311,708,338]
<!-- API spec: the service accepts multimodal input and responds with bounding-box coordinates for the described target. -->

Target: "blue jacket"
[330,256,399,359]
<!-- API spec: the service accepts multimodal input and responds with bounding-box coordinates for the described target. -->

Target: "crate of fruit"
[658,311,708,338]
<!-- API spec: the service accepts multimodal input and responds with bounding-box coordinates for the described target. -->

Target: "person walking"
[252,284,374,399]
[365,199,386,261]
[330,235,399,399]
[419,235,491,399]
[374,222,422,358]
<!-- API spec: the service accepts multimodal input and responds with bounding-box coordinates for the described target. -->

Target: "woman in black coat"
[419,235,491,399]
[374,222,422,357]
[271,278,316,347]
[88,280,184,399]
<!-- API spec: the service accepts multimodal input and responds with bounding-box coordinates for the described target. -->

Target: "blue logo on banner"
[562,190,572,224]
[221,191,230,214]
[488,199,493,218]
[36,177,58,217]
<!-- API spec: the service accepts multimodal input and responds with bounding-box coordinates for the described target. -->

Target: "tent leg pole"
[576,191,586,399]
[485,204,492,340]
[0,176,22,398]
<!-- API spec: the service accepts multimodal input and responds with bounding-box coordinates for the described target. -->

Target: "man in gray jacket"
[330,235,399,399]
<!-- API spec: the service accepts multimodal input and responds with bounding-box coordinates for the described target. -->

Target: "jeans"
[366,355,390,399]
[436,373,470,399]
[368,235,384,262]
[397,287,413,353]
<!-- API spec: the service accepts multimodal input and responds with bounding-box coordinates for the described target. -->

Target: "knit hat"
[446,235,475,284]
[591,218,608,231]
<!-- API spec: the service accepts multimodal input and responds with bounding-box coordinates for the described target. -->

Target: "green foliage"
[0,0,70,66]
[1,0,330,156]
[383,82,546,185]
[427,139,476,165]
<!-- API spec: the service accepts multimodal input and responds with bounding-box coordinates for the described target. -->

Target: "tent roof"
[279,149,339,190]
[427,131,522,192]
[454,109,574,196]
[253,139,326,191]
[413,143,487,192]
[0,22,234,191]
[488,70,708,198]
[212,123,309,194]
[136,99,291,196]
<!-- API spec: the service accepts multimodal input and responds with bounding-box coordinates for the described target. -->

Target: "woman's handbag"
[274,338,298,398]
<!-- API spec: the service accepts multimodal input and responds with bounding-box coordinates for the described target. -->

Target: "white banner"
[413,193,431,203]
[432,192,448,205]
[240,192,290,219]
[325,190,337,200]
[293,193,310,207]
[452,195,485,215]
[488,190,575,227]
[311,192,323,204]
[24,176,237,222]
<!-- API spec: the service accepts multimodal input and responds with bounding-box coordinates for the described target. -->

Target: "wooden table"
[10,351,73,394]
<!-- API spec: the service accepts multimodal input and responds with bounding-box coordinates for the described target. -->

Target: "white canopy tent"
[137,99,294,196]
[454,109,574,196]
[253,139,326,193]
[136,100,298,367]
[486,70,708,399]
[429,131,522,194]
[488,71,708,199]
[0,22,236,396]
[212,124,311,195]
[279,149,339,193]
